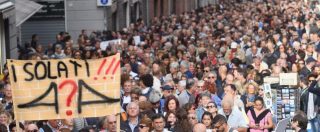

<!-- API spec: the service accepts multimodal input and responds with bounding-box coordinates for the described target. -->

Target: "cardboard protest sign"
[7,54,120,120]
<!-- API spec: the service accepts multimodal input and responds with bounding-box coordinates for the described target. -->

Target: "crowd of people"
[0,0,320,131]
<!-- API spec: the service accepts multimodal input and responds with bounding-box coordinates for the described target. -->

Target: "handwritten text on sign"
[7,54,120,120]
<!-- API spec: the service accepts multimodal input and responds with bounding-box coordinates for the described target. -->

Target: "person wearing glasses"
[148,90,162,115]
[25,123,38,132]
[139,115,153,132]
[196,92,212,121]
[299,74,320,132]
[206,101,219,119]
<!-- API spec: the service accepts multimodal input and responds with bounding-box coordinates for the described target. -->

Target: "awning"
[0,0,14,19]
[15,0,42,26]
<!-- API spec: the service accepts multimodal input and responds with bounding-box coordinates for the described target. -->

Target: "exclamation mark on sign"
[105,57,117,79]
[94,59,107,80]
[111,60,120,79]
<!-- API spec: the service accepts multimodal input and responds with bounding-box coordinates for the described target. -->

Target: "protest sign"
[100,39,121,50]
[7,54,120,120]
[133,36,141,45]
[264,76,279,84]
[279,73,298,86]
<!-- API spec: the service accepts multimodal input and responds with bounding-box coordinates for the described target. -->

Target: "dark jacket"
[120,118,140,132]
[300,81,320,115]
[241,94,259,113]
[298,129,307,132]
[299,67,312,79]
[40,125,54,132]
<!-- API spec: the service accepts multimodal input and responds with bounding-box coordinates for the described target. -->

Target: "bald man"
[106,115,117,132]
[193,123,206,132]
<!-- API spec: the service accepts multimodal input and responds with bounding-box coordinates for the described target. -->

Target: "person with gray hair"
[177,78,197,107]
[177,80,187,107]
[165,61,182,82]
[120,102,140,132]
[218,98,248,132]
[99,114,117,132]
[192,123,207,132]
[180,60,193,79]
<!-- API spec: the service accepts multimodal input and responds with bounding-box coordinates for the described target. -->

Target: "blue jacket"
[196,107,205,122]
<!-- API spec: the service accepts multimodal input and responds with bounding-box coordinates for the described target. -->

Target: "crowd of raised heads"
[0,0,320,132]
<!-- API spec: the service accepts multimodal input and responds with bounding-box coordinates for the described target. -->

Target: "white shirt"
[153,76,162,93]
[122,95,131,105]
[142,87,150,94]
[218,106,248,129]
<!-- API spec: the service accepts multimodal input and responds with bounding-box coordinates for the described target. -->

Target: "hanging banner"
[7,54,120,120]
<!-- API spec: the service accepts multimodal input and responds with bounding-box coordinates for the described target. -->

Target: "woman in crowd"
[139,115,153,132]
[206,101,219,119]
[164,111,177,131]
[163,95,180,116]
[182,103,196,114]
[0,111,11,131]
[241,82,259,112]
[201,111,214,130]
[174,108,192,132]
[247,97,273,132]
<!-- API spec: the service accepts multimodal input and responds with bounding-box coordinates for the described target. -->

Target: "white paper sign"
[100,39,121,51]
[279,73,298,86]
[133,36,141,45]
[264,76,279,84]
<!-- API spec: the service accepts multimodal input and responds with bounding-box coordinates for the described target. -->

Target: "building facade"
[1,0,16,66]
[19,0,216,49]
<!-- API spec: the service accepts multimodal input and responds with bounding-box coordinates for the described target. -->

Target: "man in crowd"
[105,115,117,132]
[120,102,140,132]
[218,98,248,132]
[151,114,166,132]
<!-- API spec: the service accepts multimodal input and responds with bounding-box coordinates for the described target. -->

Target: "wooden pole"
[15,120,20,132]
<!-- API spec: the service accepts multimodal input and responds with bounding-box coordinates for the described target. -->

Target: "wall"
[66,0,105,44]
[8,13,17,59]
[21,20,65,47]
